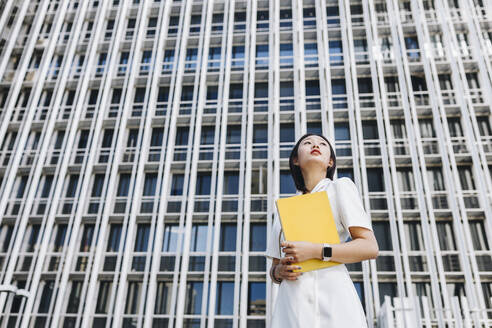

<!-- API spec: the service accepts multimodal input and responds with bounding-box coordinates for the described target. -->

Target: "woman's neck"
[302,170,327,193]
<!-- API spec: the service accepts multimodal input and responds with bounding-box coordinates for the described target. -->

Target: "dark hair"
[288,133,337,193]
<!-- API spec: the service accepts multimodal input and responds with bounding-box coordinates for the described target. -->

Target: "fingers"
[278,264,302,280]
[279,256,293,265]
[280,241,294,248]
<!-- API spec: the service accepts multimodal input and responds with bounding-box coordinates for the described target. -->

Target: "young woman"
[265,133,379,327]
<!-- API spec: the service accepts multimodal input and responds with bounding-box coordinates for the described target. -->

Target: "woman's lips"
[311,150,321,155]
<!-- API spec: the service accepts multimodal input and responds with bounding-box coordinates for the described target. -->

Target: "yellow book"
[275,191,341,273]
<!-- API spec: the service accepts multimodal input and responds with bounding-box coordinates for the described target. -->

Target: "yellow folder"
[275,191,341,273]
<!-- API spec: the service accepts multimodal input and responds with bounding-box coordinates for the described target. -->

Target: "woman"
[265,133,379,327]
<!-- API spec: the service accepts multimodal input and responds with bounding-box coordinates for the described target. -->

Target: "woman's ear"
[293,156,299,166]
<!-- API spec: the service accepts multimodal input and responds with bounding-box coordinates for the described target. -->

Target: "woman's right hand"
[275,257,302,281]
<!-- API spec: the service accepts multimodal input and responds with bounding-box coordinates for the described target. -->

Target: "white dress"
[265,177,373,328]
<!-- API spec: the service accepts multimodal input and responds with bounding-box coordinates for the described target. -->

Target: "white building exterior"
[0,0,491,327]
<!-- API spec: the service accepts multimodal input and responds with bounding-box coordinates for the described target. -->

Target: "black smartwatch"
[322,243,332,261]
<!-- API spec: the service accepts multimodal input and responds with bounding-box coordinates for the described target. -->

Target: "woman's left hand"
[281,241,319,263]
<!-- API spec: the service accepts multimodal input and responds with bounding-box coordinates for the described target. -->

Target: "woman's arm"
[281,226,379,264]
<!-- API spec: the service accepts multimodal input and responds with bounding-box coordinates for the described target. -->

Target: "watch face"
[323,246,332,258]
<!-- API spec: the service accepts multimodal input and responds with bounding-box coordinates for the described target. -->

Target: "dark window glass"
[280,170,296,193]
[107,224,122,252]
[247,282,266,315]
[91,174,105,197]
[181,86,194,101]
[102,129,113,147]
[65,174,79,197]
[362,121,379,139]
[200,126,215,144]
[38,281,54,313]
[223,171,239,194]
[280,81,294,97]
[253,124,267,143]
[78,130,90,149]
[171,174,184,195]
[280,123,295,142]
[367,168,384,192]
[216,282,234,315]
[196,172,211,195]
[40,175,54,198]
[117,174,131,197]
[157,87,169,102]
[175,127,189,145]
[331,79,346,94]
[127,129,139,147]
[250,223,266,251]
[373,222,392,250]
[16,176,29,198]
[305,80,320,96]
[66,281,82,313]
[80,224,95,252]
[220,223,236,251]
[207,86,218,100]
[254,82,268,98]
[134,224,150,252]
[335,123,350,140]
[143,173,158,196]
[229,84,243,99]
[96,281,112,313]
[185,282,203,314]
[226,125,241,144]
[151,128,164,147]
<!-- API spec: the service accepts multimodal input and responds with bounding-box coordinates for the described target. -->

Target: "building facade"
[0,0,491,327]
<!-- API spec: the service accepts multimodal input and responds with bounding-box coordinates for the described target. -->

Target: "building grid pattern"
[0,0,491,327]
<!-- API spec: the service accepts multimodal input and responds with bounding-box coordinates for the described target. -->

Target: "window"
[52,224,67,252]
[223,171,239,194]
[247,282,266,315]
[280,170,296,194]
[91,174,105,197]
[427,168,445,191]
[220,223,236,251]
[155,282,172,314]
[331,79,346,94]
[436,221,456,250]
[125,282,142,314]
[196,172,211,195]
[170,174,184,196]
[78,130,90,149]
[229,83,243,99]
[253,124,267,143]
[39,175,54,198]
[373,221,392,250]
[150,128,163,147]
[390,120,406,139]
[175,127,189,145]
[367,168,384,192]
[16,175,29,198]
[185,282,203,314]
[280,123,295,142]
[200,126,215,144]
[143,173,158,196]
[305,80,320,96]
[216,281,234,315]
[335,123,350,140]
[96,281,112,313]
[107,224,122,252]
[378,283,397,305]
[396,168,415,191]
[362,120,379,139]
[404,222,424,250]
[38,280,55,313]
[469,220,489,250]
[101,129,113,148]
[117,173,131,197]
[134,224,150,252]
[79,224,95,252]
[66,281,82,313]
[249,223,266,251]
[280,81,294,97]
[477,117,491,136]
[190,224,207,252]
[226,125,241,144]
[163,224,179,252]
[254,82,268,98]
[457,166,475,190]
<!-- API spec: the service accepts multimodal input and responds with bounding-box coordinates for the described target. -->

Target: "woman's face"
[293,135,333,171]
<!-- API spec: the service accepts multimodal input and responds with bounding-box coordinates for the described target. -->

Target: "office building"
[0,0,491,327]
